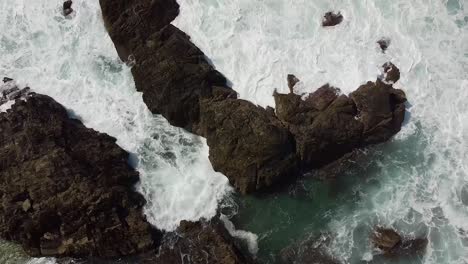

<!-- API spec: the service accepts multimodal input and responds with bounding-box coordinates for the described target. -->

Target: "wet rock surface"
[372,227,428,259]
[0,89,252,262]
[275,78,406,169]
[322,12,343,27]
[0,92,158,257]
[99,0,407,194]
[198,97,298,194]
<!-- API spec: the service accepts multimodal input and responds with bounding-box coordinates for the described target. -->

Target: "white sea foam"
[174,0,468,263]
[0,0,232,246]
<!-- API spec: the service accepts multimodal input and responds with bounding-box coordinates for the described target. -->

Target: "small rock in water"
[371,227,428,258]
[322,11,343,27]
[382,62,401,83]
[287,74,300,93]
[63,0,73,16]
[377,38,391,52]
[2,77,13,83]
[372,227,402,251]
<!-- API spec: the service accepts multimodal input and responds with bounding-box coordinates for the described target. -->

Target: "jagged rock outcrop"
[99,0,407,193]
[0,91,159,257]
[274,77,406,169]
[198,97,298,194]
[322,12,343,27]
[0,86,253,262]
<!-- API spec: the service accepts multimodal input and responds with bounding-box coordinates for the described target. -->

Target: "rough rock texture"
[372,227,428,258]
[198,97,298,194]
[99,0,407,193]
[100,0,231,131]
[274,78,406,169]
[63,0,73,16]
[0,92,159,257]
[322,12,343,27]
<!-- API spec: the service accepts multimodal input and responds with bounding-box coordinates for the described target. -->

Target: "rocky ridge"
[100,0,407,194]
[0,81,250,263]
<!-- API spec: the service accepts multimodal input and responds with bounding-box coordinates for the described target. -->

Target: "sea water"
[1,0,467,263]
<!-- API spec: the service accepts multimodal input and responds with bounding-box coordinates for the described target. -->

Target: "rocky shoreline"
[0,0,416,263]
[0,82,251,263]
[99,0,407,194]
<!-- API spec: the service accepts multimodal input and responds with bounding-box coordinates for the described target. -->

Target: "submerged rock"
[63,0,73,16]
[322,12,343,27]
[377,38,391,53]
[372,227,428,258]
[279,234,339,264]
[0,92,158,257]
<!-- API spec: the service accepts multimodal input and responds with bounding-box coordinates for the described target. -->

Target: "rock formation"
[287,74,300,93]
[99,0,407,194]
[63,1,73,16]
[198,97,298,194]
[322,12,344,27]
[0,91,158,257]
[0,85,252,261]
[274,78,406,169]
[372,227,428,258]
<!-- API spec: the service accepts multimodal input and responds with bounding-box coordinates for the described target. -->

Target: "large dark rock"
[198,97,298,194]
[0,92,159,258]
[99,0,407,193]
[275,75,406,169]
[131,25,230,131]
[100,0,230,132]
[100,0,180,61]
